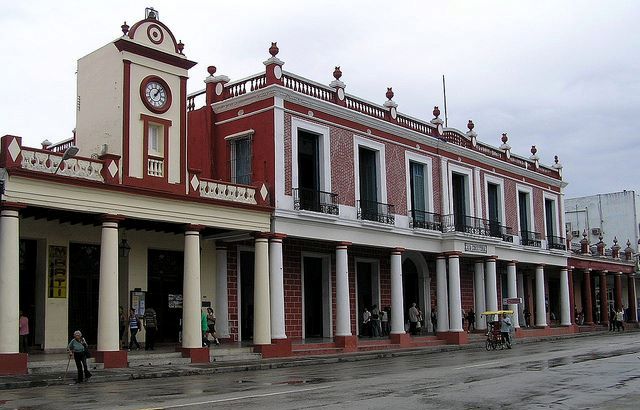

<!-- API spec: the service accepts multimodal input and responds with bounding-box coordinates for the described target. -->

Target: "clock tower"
[75,8,196,192]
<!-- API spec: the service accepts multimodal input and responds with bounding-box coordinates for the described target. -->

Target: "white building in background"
[565,191,640,251]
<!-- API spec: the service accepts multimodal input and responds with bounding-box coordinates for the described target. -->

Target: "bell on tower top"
[145,7,159,20]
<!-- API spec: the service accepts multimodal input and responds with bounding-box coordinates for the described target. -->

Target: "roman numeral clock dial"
[140,76,172,113]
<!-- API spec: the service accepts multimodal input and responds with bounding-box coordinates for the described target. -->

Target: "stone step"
[292,347,343,356]
[210,353,262,362]
[356,344,399,352]
[292,342,336,349]
[29,359,104,374]
[409,340,447,347]
[128,355,191,367]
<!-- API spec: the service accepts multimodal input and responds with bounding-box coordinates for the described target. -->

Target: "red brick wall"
[226,244,239,342]
[532,187,545,239]
[432,158,442,215]
[504,179,518,232]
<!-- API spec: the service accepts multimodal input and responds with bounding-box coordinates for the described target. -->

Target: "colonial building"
[188,34,571,353]
[0,9,271,374]
[3,10,626,375]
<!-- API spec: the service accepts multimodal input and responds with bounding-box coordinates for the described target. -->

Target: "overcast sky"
[1,0,638,198]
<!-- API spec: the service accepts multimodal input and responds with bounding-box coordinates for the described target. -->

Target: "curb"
[0,329,629,390]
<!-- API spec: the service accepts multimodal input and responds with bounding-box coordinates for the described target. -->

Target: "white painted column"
[269,235,286,339]
[436,255,449,333]
[485,257,498,312]
[448,254,463,332]
[507,261,520,329]
[390,248,405,335]
[97,218,120,352]
[0,209,20,354]
[335,243,352,337]
[535,265,547,327]
[474,260,486,330]
[559,268,571,326]
[215,244,229,338]
[253,235,271,345]
[182,228,202,349]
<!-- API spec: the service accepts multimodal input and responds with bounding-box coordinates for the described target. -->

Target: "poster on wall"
[130,290,146,317]
[48,245,67,298]
[168,294,183,309]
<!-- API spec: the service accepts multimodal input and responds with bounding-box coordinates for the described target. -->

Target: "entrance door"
[356,261,380,335]
[19,240,38,348]
[402,259,420,323]
[240,251,255,341]
[69,243,100,344]
[303,256,324,338]
[148,250,184,343]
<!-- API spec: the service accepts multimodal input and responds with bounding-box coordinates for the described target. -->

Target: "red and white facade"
[2,11,637,375]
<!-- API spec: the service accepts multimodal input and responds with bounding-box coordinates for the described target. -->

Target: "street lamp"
[53,145,80,174]
[119,231,131,258]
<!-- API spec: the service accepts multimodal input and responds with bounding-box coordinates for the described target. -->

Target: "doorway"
[402,259,420,323]
[298,130,321,211]
[19,240,38,349]
[302,255,331,339]
[147,249,184,343]
[69,243,101,344]
[239,250,255,341]
[356,260,380,335]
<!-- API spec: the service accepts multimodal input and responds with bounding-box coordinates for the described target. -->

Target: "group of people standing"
[609,306,626,332]
[118,306,158,351]
[361,305,390,337]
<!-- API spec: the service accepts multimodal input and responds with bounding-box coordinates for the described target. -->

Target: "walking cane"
[62,355,71,382]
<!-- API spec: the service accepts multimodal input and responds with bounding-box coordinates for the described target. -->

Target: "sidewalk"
[0,328,621,390]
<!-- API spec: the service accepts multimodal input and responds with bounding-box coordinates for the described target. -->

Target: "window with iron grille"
[229,136,252,185]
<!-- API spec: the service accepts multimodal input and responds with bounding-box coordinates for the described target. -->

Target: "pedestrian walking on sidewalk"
[67,330,92,384]
[206,307,220,345]
[144,307,158,350]
[202,309,211,346]
[19,310,29,354]
[408,303,419,335]
[467,308,476,333]
[431,309,437,335]
[119,306,127,349]
[128,308,141,350]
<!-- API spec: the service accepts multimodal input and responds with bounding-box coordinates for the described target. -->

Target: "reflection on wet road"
[2,332,640,409]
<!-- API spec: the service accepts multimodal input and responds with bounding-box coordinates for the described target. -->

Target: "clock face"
[140,76,171,113]
[145,81,167,108]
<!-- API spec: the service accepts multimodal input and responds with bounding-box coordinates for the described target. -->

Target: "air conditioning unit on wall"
[591,228,601,236]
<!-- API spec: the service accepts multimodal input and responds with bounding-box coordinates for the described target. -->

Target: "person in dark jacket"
[144,307,158,350]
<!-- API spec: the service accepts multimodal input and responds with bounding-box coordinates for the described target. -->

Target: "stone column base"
[0,353,28,375]
[334,335,358,352]
[253,339,292,358]
[390,333,412,347]
[181,347,210,363]
[436,331,469,345]
[94,350,128,368]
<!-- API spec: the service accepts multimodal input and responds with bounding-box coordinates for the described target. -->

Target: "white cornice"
[212,85,565,188]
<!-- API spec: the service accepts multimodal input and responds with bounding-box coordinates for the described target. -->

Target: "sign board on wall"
[48,245,67,298]
[464,243,487,253]
[502,298,523,305]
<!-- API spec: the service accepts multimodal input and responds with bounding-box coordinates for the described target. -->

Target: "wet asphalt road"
[1,332,640,409]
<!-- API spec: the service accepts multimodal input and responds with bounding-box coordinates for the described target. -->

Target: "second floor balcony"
[357,199,395,225]
[521,230,542,248]
[293,188,339,215]
[442,214,514,242]
[547,235,567,251]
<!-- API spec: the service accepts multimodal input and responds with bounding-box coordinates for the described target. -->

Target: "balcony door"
[359,147,378,220]
[518,191,530,235]
[409,161,426,225]
[451,173,467,231]
[488,183,500,236]
[298,131,320,211]
[545,198,555,240]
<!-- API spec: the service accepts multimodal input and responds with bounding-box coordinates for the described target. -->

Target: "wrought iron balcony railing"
[441,214,512,240]
[409,210,443,232]
[293,188,339,215]
[357,200,395,225]
[521,230,542,248]
[547,235,566,250]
